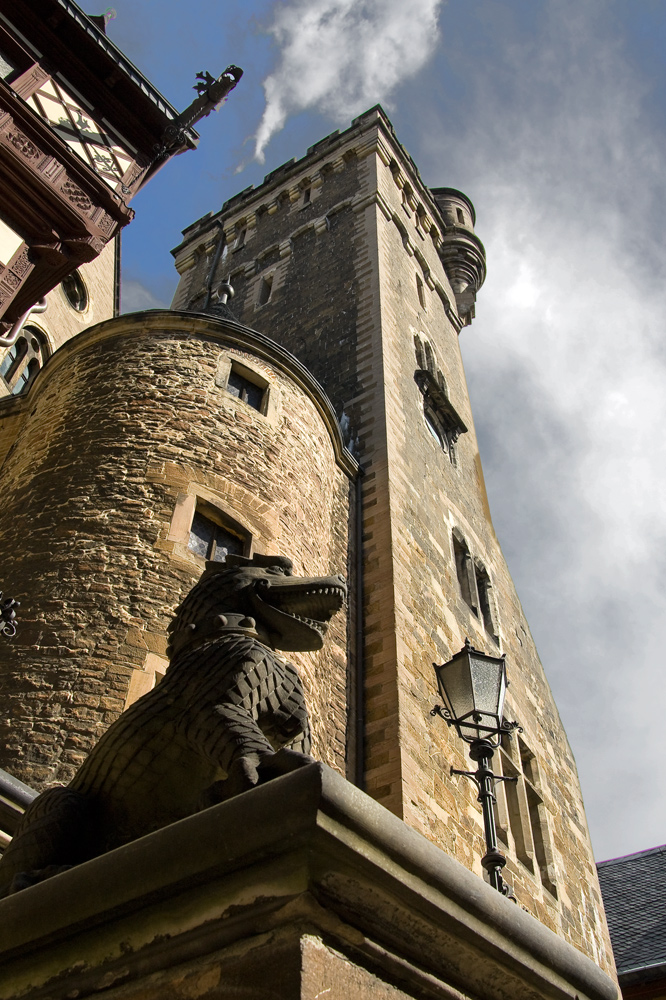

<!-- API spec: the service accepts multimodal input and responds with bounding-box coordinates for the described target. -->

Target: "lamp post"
[431,638,521,897]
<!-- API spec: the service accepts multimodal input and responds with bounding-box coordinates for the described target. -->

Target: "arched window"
[0,326,48,395]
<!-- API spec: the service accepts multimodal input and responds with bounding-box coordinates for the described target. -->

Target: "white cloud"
[414,0,666,858]
[254,0,444,161]
[120,280,168,314]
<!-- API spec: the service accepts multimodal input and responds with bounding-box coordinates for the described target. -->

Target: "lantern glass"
[434,644,507,741]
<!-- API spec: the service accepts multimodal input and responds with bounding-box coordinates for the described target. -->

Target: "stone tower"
[0,105,615,989]
[171,106,613,968]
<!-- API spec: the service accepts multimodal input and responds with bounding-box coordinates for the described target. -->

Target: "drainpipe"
[203,222,227,309]
[0,298,48,348]
[113,231,122,318]
[354,470,365,790]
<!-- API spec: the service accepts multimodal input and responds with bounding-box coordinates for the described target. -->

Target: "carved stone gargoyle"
[0,554,346,896]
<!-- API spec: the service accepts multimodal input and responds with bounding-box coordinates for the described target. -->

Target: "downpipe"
[0,298,48,348]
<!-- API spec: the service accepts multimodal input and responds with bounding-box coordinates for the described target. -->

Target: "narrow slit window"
[452,532,477,614]
[500,751,535,872]
[456,208,465,224]
[475,563,499,643]
[302,187,311,205]
[416,273,426,309]
[257,274,273,306]
[495,736,558,897]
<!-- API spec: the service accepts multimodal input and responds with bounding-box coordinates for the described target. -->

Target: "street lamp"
[431,638,521,897]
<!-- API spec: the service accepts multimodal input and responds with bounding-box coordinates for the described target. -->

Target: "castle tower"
[0,106,616,996]
[0,311,356,785]
[171,106,613,969]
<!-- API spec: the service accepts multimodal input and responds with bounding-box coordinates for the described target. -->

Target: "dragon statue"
[0,554,346,896]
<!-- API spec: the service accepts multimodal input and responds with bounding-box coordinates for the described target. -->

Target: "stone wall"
[0,766,617,1000]
[0,311,355,788]
[171,107,615,973]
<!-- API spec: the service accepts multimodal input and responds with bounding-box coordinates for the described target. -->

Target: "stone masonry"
[0,312,356,787]
[171,106,615,974]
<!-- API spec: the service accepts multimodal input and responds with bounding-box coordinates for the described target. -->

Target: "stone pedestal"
[0,764,616,1000]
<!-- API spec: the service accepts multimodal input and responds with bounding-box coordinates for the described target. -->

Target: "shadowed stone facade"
[0,765,617,1000]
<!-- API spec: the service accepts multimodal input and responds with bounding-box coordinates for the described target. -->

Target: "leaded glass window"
[0,327,47,395]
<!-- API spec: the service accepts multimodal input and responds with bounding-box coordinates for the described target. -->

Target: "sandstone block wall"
[0,312,355,787]
[172,107,615,972]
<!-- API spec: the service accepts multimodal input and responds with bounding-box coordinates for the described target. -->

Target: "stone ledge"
[0,764,616,1000]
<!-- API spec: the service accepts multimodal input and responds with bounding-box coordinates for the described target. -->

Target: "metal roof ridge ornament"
[0,592,19,638]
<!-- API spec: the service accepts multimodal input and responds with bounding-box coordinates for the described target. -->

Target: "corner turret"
[430,188,487,324]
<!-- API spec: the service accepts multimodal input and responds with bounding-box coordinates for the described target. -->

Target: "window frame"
[187,503,249,563]
[224,361,269,414]
[495,733,558,897]
[0,324,48,395]
[215,353,280,426]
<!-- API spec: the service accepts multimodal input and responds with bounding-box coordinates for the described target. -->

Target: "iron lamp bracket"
[0,591,19,638]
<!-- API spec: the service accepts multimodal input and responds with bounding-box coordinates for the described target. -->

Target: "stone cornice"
[0,765,617,1000]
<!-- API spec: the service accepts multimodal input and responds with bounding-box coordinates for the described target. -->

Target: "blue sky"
[86,0,666,862]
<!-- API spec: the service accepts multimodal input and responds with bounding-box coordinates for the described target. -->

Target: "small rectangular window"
[226,368,265,411]
[302,187,311,205]
[188,510,246,562]
[416,273,426,310]
[456,208,465,224]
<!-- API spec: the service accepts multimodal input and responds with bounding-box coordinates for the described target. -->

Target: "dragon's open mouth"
[251,575,347,651]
